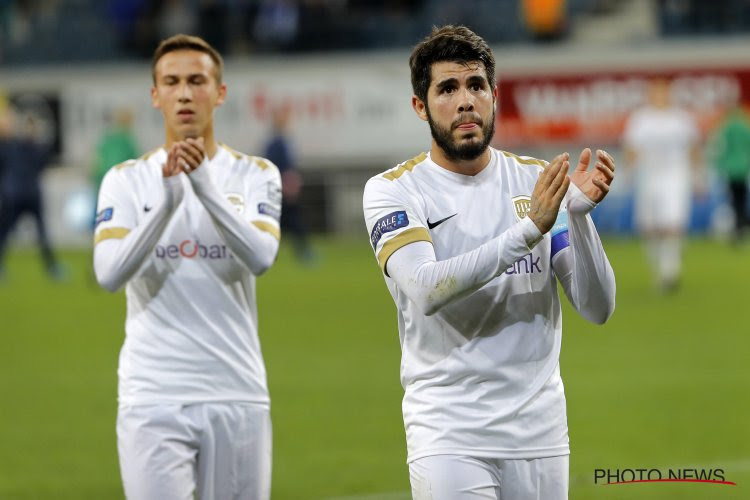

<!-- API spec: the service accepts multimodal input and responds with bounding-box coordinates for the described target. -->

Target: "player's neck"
[430,142,492,176]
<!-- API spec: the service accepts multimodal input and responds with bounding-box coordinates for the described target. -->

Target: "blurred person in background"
[709,103,750,242]
[263,103,314,262]
[623,77,702,292]
[363,25,616,500]
[0,104,63,282]
[521,0,568,41]
[93,107,140,199]
[93,34,281,500]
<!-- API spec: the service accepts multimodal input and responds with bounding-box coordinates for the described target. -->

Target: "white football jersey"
[95,144,281,406]
[363,148,571,462]
[623,106,698,184]
[623,106,698,229]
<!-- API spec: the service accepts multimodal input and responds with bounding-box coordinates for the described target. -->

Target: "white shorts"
[409,454,569,500]
[117,402,271,500]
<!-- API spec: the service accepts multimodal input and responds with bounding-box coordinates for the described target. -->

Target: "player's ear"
[151,86,161,109]
[492,84,499,111]
[215,83,227,107]
[412,95,428,122]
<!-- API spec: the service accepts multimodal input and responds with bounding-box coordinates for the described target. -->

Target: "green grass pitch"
[0,237,748,499]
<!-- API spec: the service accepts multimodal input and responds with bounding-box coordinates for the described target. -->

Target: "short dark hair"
[409,25,496,104]
[152,34,224,85]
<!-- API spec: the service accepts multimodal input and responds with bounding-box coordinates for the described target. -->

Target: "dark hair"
[152,34,224,85]
[409,25,495,104]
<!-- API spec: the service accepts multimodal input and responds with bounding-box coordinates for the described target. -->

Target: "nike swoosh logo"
[144,205,152,212]
[427,213,457,229]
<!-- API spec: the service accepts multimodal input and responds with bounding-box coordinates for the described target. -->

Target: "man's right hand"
[528,152,570,234]
[162,144,183,177]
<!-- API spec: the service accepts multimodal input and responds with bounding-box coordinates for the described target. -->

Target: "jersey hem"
[406,445,570,464]
[118,396,270,408]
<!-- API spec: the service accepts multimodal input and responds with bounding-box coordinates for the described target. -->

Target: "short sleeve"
[362,176,432,273]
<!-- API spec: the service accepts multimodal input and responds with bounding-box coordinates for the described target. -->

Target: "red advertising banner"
[494,67,750,147]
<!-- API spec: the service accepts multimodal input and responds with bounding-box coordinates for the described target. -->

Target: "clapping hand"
[570,148,615,203]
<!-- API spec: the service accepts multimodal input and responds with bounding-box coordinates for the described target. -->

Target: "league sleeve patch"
[95,207,114,227]
[258,202,281,221]
[267,183,282,204]
[370,210,409,249]
[550,210,570,258]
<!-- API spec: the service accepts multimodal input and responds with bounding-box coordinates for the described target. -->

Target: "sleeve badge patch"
[267,183,282,204]
[370,210,409,249]
[258,202,281,221]
[95,207,114,227]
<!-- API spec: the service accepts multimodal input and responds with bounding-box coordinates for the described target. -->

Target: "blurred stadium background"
[1,1,749,499]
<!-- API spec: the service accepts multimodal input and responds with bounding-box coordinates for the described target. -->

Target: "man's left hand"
[570,148,615,203]
[177,137,206,174]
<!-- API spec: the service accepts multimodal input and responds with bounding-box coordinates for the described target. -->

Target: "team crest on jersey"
[512,195,532,220]
[226,193,245,214]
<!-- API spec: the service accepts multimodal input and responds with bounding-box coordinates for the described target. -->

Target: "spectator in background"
[93,107,139,197]
[710,104,750,242]
[623,77,702,292]
[0,106,63,281]
[264,104,314,262]
[157,0,198,41]
[252,0,299,50]
[521,0,567,41]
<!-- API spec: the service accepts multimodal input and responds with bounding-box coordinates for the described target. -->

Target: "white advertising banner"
[61,60,430,169]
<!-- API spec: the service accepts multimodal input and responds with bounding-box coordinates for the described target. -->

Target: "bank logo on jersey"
[226,193,245,214]
[370,210,409,249]
[505,252,542,275]
[155,240,231,260]
[512,195,531,220]
[95,207,114,227]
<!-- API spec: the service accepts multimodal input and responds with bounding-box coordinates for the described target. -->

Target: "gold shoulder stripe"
[112,160,136,170]
[500,150,547,169]
[378,227,432,274]
[252,220,280,240]
[254,158,271,171]
[114,159,137,171]
[140,148,160,162]
[383,152,428,181]
[220,143,244,160]
[116,148,160,170]
[94,227,131,245]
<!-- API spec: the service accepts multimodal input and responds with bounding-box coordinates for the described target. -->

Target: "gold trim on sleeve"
[377,227,432,274]
[252,220,281,240]
[94,227,131,245]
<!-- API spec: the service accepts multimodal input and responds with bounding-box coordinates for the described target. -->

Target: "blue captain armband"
[550,210,569,258]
